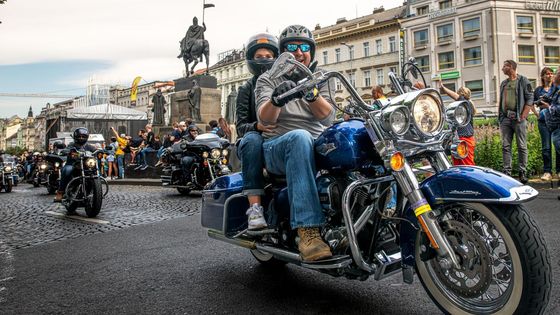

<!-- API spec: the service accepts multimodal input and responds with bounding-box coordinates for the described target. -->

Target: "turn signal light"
[390,152,405,171]
[457,141,468,159]
[222,159,228,164]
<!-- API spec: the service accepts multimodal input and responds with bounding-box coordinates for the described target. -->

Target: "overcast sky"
[0,0,403,118]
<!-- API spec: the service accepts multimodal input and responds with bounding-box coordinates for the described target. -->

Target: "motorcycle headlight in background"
[221,149,229,157]
[211,149,221,159]
[85,157,97,169]
[54,162,60,168]
[446,101,471,128]
[412,94,444,137]
[380,105,410,136]
[202,151,209,158]
[4,166,12,172]
[39,163,48,170]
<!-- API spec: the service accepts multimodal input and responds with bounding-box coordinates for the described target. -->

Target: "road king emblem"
[316,143,337,156]
[448,190,482,196]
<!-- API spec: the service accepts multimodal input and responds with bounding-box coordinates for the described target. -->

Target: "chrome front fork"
[393,158,460,269]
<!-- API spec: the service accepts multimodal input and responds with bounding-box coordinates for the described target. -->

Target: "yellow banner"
[130,76,142,105]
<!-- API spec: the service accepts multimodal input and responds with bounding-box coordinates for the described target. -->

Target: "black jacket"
[235,76,259,138]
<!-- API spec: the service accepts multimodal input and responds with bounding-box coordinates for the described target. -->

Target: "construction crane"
[0,93,77,98]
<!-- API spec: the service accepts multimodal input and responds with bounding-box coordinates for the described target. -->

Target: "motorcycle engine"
[316,175,342,217]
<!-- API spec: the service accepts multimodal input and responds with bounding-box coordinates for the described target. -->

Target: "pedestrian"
[137,124,156,170]
[371,85,388,109]
[110,128,128,179]
[171,121,187,142]
[438,82,476,166]
[129,130,145,165]
[208,120,223,136]
[532,67,558,181]
[106,137,117,179]
[539,70,560,185]
[498,60,533,183]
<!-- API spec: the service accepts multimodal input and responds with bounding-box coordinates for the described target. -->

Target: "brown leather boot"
[53,191,64,203]
[297,227,332,262]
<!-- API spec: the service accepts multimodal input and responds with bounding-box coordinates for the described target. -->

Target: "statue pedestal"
[170,87,221,125]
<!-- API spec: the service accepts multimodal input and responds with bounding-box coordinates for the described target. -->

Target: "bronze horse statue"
[179,39,210,77]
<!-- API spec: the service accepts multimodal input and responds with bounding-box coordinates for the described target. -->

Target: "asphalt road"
[0,185,558,314]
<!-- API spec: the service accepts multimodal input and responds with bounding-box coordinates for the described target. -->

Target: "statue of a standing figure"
[178,17,210,76]
[188,80,202,122]
[151,89,167,125]
[225,86,237,124]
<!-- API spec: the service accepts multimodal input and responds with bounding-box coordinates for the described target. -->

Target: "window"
[364,70,371,87]
[543,17,559,34]
[544,46,560,64]
[349,45,355,60]
[390,66,397,74]
[465,80,484,99]
[349,73,356,87]
[335,48,341,62]
[389,37,396,52]
[417,5,428,16]
[335,78,342,90]
[462,17,480,37]
[437,23,454,42]
[464,46,482,66]
[363,42,370,57]
[516,16,534,34]
[377,69,384,85]
[414,29,429,47]
[441,81,457,102]
[438,51,455,70]
[439,0,452,9]
[416,55,430,72]
[518,45,535,63]
[376,39,383,54]
[323,51,328,64]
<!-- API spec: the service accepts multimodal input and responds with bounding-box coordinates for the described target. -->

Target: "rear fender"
[420,166,538,205]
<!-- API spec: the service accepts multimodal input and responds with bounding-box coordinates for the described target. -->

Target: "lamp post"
[341,42,354,87]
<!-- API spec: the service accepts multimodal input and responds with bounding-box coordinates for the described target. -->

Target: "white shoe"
[246,203,267,230]
[541,172,552,181]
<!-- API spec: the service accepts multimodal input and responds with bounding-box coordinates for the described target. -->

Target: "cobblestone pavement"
[0,183,201,251]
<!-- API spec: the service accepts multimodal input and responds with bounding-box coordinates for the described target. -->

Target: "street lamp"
[340,42,354,88]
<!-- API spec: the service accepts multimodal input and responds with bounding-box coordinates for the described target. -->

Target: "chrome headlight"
[211,149,221,159]
[85,157,97,169]
[446,101,471,128]
[54,162,60,168]
[4,166,12,172]
[412,94,444,137]
[39,163,48,170]
[222,149,229,157]
[380,106,410,136]
[202,151,209,158]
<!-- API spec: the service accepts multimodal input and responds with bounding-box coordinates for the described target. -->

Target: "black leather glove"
[271,81,302,107]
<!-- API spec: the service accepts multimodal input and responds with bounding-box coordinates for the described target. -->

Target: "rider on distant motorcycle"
[54,127,96,203]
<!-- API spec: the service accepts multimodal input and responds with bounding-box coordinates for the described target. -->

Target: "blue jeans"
[58,164,74,192]
[138,147,156,166]
[552,127,560,170]
[157,147,165,159]
[539,120,559,173]
[238,131,265,196]
[116,154,125,178]
[262,130,324,229]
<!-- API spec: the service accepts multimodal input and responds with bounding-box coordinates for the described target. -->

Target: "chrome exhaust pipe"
[208,230,256,249]
[255,244,302,263]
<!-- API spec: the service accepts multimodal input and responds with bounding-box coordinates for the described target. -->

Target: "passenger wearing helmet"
[54,127,96,203]
[254,25,335,261]
[185,124,199,142]
[236,33,279,230]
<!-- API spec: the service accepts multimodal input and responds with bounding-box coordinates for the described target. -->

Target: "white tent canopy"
[66,104,147,120]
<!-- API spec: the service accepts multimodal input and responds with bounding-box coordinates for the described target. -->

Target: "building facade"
[402,0,560,113]
[208,49,251,117]
[313,6,406,105]
[109,81,173,125]
[20,106,36,151]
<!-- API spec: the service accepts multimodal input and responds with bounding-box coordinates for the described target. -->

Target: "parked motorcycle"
[201,53,551,314]
[0,162,14,193]
[161,133,231,195]
[61,148,108,217]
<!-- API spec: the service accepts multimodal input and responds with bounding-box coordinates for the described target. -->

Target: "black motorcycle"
[44,154,65,195]
[161,133,231,195]
[0,162,14,193]
[61,149,108,217]
[30,157,49,188]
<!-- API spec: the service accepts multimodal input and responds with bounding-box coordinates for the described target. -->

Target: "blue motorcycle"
[201,53,551,314]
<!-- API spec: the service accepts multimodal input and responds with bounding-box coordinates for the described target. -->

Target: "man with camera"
[498,60,533,183]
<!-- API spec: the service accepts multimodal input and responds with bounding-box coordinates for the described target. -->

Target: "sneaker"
[134,165,143,170]
[141,165,149,171]
[541,172,552,181]
[297,227,332,262]
[519,171,528,184]
[155,161,163,167]
[246,203,267,230]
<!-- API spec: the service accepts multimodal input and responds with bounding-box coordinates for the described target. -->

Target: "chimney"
[336,17,347,24]
[373,6,385,14]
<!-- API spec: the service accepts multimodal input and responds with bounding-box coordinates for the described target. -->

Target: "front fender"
[420,166,538,205]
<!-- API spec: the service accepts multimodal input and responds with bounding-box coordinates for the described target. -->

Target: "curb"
[106,179,161,186]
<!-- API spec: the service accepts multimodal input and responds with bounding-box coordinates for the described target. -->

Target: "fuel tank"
[314,118,382,172]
